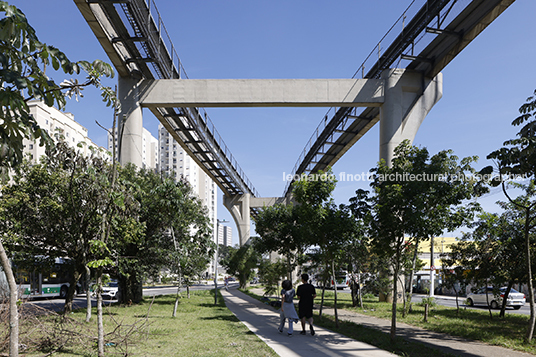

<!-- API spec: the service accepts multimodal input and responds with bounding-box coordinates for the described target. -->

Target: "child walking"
[278,280,299,336]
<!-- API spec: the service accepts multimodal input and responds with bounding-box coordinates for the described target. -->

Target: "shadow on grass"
[200,314,241,323]
[315,314,458,357]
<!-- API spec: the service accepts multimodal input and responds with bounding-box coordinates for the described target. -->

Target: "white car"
[467,287,525,310]
[91,282,119,300]
[101,282,119,300]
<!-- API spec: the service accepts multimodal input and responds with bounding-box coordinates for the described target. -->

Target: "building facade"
[24,100,107,162]
[157,123,218,241]
[218,225,232,247]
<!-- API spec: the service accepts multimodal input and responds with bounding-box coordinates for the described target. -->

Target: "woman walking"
[278,280,299,336]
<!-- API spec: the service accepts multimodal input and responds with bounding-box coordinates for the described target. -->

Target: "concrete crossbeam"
[249,197,293,208]
[139,78,384,108]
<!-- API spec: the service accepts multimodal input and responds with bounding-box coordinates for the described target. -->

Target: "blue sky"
[12,0,536,245]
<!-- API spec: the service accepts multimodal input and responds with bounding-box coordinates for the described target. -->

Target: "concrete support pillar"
[378,69,442,303]
[379,68,443,165]
[118,76,144,167]
[223,193,251,246]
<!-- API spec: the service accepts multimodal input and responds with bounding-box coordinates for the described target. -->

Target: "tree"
[308,203,357,327]
[255,168,338,283]
[444,211,527,319]
[220,240,260,289]
[0,2,114,176]
[114,166,213,305]
[254,203,306,281]
[257,258,287,297]
[1,141,140,313]
[484,90,536,342]
[349,141,485,341]
[0,3,115,354]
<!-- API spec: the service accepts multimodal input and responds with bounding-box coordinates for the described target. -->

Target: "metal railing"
[119,0,259,197]
[283,0,465,195]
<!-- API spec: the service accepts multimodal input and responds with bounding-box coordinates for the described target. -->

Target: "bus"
[0,257,80,299]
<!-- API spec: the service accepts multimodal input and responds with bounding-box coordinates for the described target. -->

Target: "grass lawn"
[244,287,536,356]
[4,290,277,357]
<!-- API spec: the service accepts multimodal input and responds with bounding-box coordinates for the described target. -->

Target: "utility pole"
[430,237,435,297]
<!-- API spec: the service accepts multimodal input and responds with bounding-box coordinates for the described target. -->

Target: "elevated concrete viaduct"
[121,71,442,245]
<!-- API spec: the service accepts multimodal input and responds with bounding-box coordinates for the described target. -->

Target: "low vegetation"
[243,287,536,356]
[0,290,276,357]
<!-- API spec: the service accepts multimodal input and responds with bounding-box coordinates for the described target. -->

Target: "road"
[23,285,530,316]
[21,283,239,313]
[411,294,532,316]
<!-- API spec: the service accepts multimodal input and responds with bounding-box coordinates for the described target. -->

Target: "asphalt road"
[21,283,239,313]
[22,285,531,316]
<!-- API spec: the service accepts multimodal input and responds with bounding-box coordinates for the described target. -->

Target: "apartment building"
[157,124,218,239]
[24,100,108,162]
[217,225,232,247]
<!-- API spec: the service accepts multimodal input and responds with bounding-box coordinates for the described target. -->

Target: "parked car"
[466,287,525,310]
[101,281,119,300]
[91,281,120,300]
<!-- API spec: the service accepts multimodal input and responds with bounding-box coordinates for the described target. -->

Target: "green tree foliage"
[445,210,527,318]
[484,90,536,342]
[0,1,115,176]
[350,140,485,341]
[257,258,287,297]
[115,166,214,304]
[0,141,141,313]
[219,239,260,289]
[254,203,306,280]
[0,3,115,354]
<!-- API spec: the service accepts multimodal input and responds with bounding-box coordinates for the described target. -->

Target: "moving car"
[466,287,525,310]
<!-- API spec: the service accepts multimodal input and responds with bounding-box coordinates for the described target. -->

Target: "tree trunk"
[350,276,358,307]
[500,282,513,318]
[406,239,420,316]
[64,269,80,314]
[390,263,398,342]
[86,265,92,322]
[319,282,326,318]
[172,284,181,317]
[524,207,535,343]
[455,290,459,316]
[286,255,292,282]
[96,268,105,357]
[357,272,363,308]
[0,240,19,357]
[400,275,407,318]
[331,262,339,328]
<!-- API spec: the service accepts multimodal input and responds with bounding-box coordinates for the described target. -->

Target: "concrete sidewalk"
[223,287,534,357]
[221,288,397,357]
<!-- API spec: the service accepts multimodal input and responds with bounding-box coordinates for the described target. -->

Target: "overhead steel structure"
[283,0,515,196]
[74,0,259,200]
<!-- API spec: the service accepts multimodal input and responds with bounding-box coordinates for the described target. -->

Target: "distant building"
[24,100,108,162]
[157,123,218,243]
[411,237,457,294]
[107,127,158,170]
[218,225,232,247]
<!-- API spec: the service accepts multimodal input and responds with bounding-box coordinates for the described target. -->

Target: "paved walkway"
[221,287,534,357]
[221,288,397,357]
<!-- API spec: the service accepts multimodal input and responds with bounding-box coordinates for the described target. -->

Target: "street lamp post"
[214,219,228,305]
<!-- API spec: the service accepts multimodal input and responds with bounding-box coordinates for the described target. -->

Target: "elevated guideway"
[74,0,515,244]
[283,0,515,196]
[74,0,259,201]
